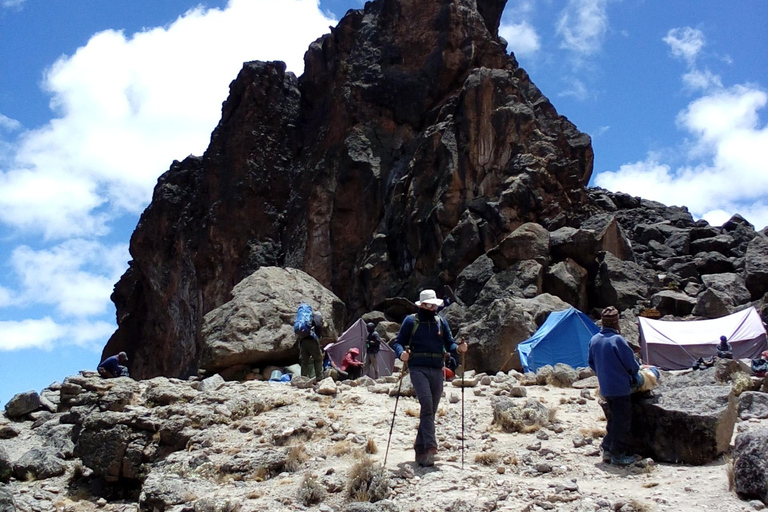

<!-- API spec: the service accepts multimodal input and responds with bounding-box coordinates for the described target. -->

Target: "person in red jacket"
[340,347,364,380]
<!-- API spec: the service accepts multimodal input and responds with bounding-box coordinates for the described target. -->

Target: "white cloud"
[555,0,609,56]
[0,114,20,132]
[595,84,768,230]
[0,285,13,307]
[663,27,705,66]
[0,318,62,351]
[0,0,336,239]
[0,317,114,351]
[10,240,130,318]
[499,21,541,57]
[682,69,723,92]
[1,0,26,9]
[558,77,589,100]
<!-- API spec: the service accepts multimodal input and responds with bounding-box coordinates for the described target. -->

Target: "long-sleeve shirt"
[340,353,363,372]
[588,327,640,397]
[392,310,457,368]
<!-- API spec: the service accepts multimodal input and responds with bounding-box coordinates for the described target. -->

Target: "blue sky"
[1,0,766,406]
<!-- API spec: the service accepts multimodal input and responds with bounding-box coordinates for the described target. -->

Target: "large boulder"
[12,447,66,480]
[580,214,634,262]
[487,222,550,269]
[745,234,768,300]
[200,267,345,371]
[461,294,570,372]
[0,446,11,482]
[491,396,551,433]
[455,255,495,307]
[4,390,41,418]
[549,227,598,269]
[0,488,16,512]
[738,392,768,420]
[75,422,153,482]
[701,273,751,306]
[650,289,697,317]
[732,428,768,504]
[593,252,658,310]
[543,258,588,311]
[609,385,737,465]
[692,287,734,319]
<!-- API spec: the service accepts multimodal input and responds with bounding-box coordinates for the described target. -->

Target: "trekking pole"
[461,346,465,470]
[383,359,408,467]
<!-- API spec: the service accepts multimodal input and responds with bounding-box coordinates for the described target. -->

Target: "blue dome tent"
[518,307,600,373]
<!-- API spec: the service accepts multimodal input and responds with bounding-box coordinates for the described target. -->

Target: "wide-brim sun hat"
[415,289,444,308]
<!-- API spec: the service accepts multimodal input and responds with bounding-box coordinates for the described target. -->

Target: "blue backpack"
[294,303,317,340]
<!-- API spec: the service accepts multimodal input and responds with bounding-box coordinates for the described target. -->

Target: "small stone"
[450,393,460,404]
[509,387,527,397]
[316,377,338,396]
[536,431,549,440]
[96,498,107,508]
[749,500,766,510]
[526,441,541,451]
[572,435,587,448]
[481,376,492,386]
[496,466,506,474]
[535,462,552,473]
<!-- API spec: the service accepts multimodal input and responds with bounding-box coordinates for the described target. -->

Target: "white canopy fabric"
[639,306,768,370]
[324,318,397,378]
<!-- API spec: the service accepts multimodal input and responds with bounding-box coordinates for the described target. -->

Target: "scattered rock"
[316,378,338,396]
[4,391,42,418]
[12,448,66,480]
[733,428,768,504]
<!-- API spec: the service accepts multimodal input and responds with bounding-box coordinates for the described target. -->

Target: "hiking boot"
[422,447,437,467]
[610,453,635,466]
[414,451,426,466]
[602,450,612,463]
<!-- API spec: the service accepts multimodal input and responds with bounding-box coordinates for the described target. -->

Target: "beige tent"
[639,307,767,370]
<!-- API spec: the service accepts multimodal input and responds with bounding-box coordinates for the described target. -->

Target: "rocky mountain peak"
[105,0,594,380]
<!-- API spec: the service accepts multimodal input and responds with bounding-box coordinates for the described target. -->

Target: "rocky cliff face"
[105,0,596,379]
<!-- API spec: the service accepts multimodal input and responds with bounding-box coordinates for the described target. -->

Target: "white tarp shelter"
[324,318,396,378]
[639,306,768,370]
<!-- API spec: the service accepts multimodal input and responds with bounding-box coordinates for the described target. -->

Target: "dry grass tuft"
[579,426,606,439]
[730,372,753,396]
[725,455,735,491]
[474,451,501,465]
[547,407,559,423]
[328,440,354,457]
[405,407,419,417]
[437,407,448,417]
[626,499,654,512]
[347,456,390,503]
[365,439,378,454]
[297,474,326,506]
[247,490,263,499]
[285,444,309,472]
[503,453,518,465]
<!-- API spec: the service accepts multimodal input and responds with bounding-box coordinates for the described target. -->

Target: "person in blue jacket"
[392,289,468,467]
[588,306,639,466]
[98,352,130,379]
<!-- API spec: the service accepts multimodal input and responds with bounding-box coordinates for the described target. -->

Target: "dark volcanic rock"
[0,446,10,482]
[745,234,768,300]
[593,252,658,310]
[105,0,596,379]
[650,289,697,317]
[733,428,768,504]
[4,390,41,418]
[543,258,588,311]
[610,385,737,465]
[12,448,66,480]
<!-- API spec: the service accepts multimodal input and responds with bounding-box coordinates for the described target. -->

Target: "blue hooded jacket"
[588,327,640,397]
[392,310,457,368]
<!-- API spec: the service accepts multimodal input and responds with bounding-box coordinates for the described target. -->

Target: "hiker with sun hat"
[392,289,467,467]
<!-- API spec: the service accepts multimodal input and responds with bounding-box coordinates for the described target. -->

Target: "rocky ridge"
[2,363,768,512]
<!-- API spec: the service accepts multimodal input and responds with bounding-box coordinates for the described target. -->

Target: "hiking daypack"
[294,303,317,340]
[409,313,447,340]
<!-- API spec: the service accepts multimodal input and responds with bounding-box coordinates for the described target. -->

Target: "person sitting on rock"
[340,347,364,380]
[365,322,383,379]
[589,306,639,467]
[322,349,346,381]
[716,335,733,359]
[98,352,130,379]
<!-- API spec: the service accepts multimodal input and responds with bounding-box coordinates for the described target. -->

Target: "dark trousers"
[603,395,632,456]
[409,366,444,454]
[300,338,323,379]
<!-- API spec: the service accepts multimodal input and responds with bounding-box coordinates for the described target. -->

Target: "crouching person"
[589,307,639,466]
[98,351,130,379]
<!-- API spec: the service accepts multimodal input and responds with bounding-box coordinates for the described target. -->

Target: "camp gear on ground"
[518,307,600,373]
[638,307,767,370]
[269,370,283,382]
